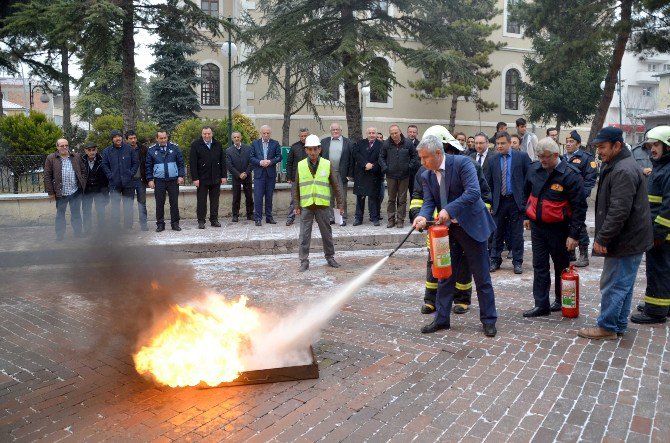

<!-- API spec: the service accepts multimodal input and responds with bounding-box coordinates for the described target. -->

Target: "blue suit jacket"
[418,155,496,243]
[485,150,532,213]
[250,138,282,178]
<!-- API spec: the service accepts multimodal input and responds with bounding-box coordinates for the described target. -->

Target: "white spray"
[241,256,390,370]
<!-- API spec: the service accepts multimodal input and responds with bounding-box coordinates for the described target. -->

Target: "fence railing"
[0,154,291,194]
[0,155,49,194]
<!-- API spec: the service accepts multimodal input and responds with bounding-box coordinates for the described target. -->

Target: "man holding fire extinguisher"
[522,137,587,317]
[412,135,498,337]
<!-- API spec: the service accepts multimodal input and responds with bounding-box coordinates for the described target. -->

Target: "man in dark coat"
[126,130,148,231]
[190,126,227,229]
[81,142,109,235]
[353,126,384,226]
[379,124,418,229]
[102,129,138,230]
[226,131,254,222]
[578,127,653,340]
[321,123,354,226]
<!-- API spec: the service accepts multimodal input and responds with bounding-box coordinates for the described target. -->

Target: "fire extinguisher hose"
[388,220,449,257]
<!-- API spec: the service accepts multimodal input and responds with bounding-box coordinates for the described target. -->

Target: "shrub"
[87,115,159,151]
[0,112,62,156]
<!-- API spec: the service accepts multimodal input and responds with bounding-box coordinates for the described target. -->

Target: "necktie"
[478,154,483,166]
[439,169,448,210]
[501,154,508,196]
[263,142,268,160]
[206,142,211,150]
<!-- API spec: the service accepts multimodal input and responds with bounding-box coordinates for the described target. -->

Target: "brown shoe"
[577,327,617,340]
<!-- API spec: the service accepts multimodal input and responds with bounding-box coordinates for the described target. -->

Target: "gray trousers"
[299,206,335,263]
[329,175,348,222]
[386,177,409,223]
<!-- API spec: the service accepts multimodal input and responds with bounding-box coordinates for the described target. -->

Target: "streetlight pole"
[617,69,623,129]
[221,17,237,148]
[0,83,4,117]
[360,85,370,137]
[28,81,50,110]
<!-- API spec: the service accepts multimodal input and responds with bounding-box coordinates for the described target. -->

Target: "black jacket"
[647,151,670,244]
[594,147,653,257]
[562,149,598,196]
[225,144,253,183]
[353,139,383,197]
[523,160,587,240]
[286,140,307,182]
[82,153,109,194]
[379,135,418,180]
[190,137,227,185]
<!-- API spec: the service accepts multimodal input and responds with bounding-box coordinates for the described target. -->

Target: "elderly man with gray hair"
[522,137,587,318]
[412,135,498,337]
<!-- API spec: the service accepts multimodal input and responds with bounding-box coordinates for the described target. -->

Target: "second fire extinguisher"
[561,265,579,318]
[429,224,452,279]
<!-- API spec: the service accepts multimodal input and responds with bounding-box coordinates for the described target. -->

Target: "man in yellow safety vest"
[293,134,345,272]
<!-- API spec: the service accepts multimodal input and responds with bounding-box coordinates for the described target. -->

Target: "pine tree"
[147,0,201,133]
[409,0,503,132]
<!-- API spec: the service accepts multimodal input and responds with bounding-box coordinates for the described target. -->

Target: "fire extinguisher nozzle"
[388,227,416,257]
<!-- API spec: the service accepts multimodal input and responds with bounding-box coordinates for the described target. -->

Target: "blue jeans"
[134,180,148,227]
[597,254,644,333]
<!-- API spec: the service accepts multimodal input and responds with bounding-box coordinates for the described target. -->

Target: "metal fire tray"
[214,346,319,387]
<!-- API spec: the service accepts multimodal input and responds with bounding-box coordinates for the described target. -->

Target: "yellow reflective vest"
[298,158,331,207]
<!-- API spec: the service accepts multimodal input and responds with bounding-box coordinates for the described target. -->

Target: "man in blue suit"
[413,135,498,337]
[250,125,282,226]
[486,131,532,274]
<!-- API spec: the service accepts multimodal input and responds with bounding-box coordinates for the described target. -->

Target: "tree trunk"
[587,0,632,147]
[60,46,71,136]
[448,93,458,133]
[282,67,291,146]
[121,0,136,132]
[340,6,362,141]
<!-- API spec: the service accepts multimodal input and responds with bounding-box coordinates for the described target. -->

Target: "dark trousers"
[491,195,524,265]
[110,186,135,229]
[196,182,221,223]
[355,195,381,223]
[299,206,335,263]
[531,222,570,310]
[644,246,670,317]
[424,248,473,307]
[434,224,497,326]
[155,179,179,226]
[329,177,348,222]
[55,190,82,237]
[287,182,297,222]
[81,190,107,233]
[386,177,409,224]
[253,174,276,221]
[232,178,253,217]
[134,180,147,227]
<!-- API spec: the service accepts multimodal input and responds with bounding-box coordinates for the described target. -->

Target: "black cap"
[568,130,581,144]
[591,127,624,145]
[110,129,123,139]
[84,142,97,149]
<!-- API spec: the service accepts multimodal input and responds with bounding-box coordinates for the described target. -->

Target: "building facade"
[192,0,583,143]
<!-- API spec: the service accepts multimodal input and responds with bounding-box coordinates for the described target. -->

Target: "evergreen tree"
[147,0,201,133]
[409,0,503,132]
[242,0,426,140]
[511,0,610,136]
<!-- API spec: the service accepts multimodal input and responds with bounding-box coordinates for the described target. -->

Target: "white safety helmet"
[422,125,463,151]
[645,126,670,147]
[304,134,321,147]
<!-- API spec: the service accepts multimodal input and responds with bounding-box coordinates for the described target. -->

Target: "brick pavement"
[1,217,669,442]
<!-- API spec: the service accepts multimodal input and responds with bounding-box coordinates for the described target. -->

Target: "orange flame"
[133,295,260,387]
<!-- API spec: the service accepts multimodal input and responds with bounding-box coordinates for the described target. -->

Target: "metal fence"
[0,155,49,194]
[0,154,290,194]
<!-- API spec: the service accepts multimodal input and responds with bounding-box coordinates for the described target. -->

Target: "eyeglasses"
[58,144,69,148]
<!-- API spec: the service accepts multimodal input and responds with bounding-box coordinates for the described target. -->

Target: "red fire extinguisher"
[561,265,579,318]
[429,224,452,279]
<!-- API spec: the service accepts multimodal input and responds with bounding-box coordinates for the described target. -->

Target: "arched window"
[505,69,520,110]
[201,63,220,106]
[369,57,390,103]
